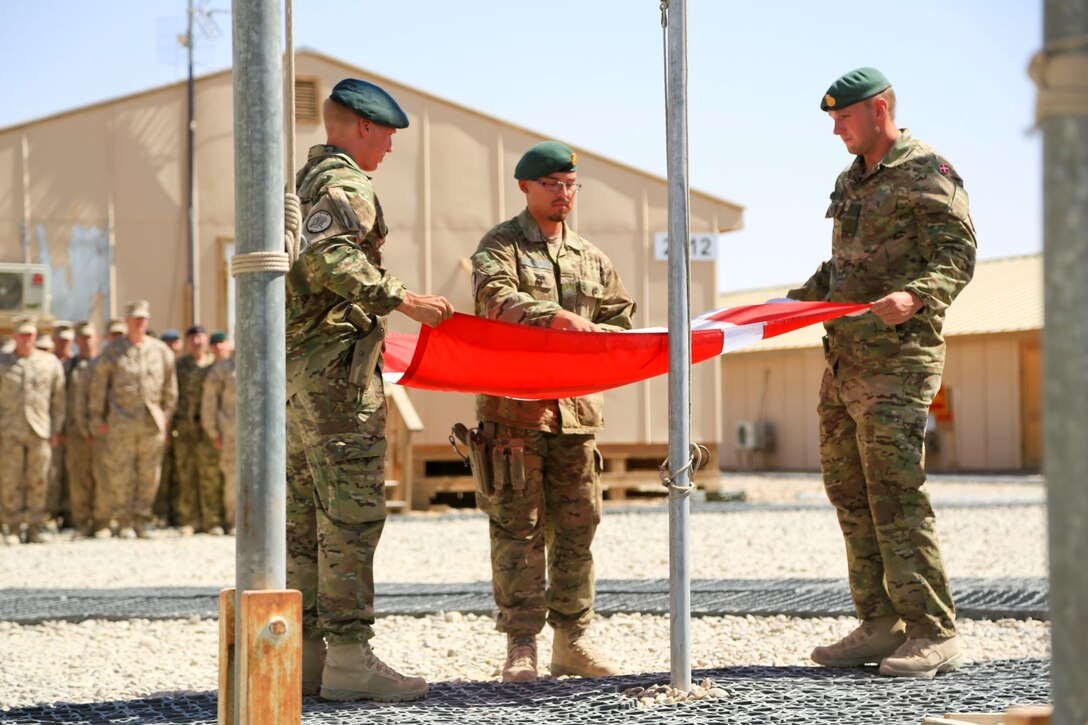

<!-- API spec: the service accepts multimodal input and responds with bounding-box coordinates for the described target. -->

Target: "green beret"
[821,67,891,112]
[514,141,577,180]
[330,78,409,129]
[209,331,227,345]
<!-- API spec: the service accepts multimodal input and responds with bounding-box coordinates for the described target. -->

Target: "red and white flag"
[382,301,868,399]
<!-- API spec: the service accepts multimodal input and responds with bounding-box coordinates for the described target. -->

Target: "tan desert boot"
[878,635,963,678]
[549,627,620,678]
[502,635,538,683]
[810,614,907,667]
[320,641,428,702]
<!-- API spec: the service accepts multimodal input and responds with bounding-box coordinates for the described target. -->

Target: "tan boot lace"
[506,636,536,669]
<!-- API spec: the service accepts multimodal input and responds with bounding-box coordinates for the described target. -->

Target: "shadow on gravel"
[0,659,1049,725]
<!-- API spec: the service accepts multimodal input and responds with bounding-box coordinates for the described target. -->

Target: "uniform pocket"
[316,435,388,523]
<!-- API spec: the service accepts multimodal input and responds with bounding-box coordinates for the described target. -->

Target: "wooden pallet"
[407,442,719,510]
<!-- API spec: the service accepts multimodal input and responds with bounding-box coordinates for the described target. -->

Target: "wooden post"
[219,588,302,724]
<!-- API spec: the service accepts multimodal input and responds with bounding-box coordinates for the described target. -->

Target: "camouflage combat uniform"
[63,354,102,530]
[285,144,407,645]
[172,353,222,531]
[470,209,635,636]
[0,350,65,530]
[201,356,236,530]
[788,129,976,640]
[88,337,178,530]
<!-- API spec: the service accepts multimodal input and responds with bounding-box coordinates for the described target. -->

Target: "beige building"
[717,254,1043,473]
[0,50,744,506]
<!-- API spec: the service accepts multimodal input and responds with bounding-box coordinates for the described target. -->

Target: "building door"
[1019,337,1042,470]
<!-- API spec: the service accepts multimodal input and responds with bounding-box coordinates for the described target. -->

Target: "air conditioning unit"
[735,420,774,452]
[0,263,51,316]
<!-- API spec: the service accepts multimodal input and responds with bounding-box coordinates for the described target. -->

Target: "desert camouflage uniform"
[63,354,102,530]
[788,129,976,640]
[172,353,222,530]
[285,144,407,644]
[201,356,236,529]
[88,337,178,529]
[0,350,65,530]
[470,208,635,636]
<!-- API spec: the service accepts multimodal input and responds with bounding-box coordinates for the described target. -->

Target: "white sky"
[1,1,1042,293]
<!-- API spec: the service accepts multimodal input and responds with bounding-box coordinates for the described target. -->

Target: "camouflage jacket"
[63,355,94,438]
[0,349,66,438]
[788,129,976,373]
[173,353,214,427]
[285,144,407,394]
[201,356,236,444]
[88,336,178,432]
[471,209,635,433]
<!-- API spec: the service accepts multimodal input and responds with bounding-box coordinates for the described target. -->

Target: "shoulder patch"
[305,210,333,234]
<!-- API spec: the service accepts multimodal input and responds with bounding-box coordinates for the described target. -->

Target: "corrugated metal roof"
[716,253,1043,352]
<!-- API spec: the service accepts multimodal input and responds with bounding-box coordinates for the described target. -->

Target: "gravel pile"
[0,474,1050,710]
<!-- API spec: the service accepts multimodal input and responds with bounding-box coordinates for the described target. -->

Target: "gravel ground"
[0,474,1051,710]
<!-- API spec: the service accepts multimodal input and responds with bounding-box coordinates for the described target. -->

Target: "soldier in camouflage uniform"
[88,300,178,539]
[153,328,182,526]
[285,78,452,702]
[470,141,635,683]
[47,321,75,529]
[0,317,66,544]
[171,325,222,535]
[64,322,101,536]
[201,331,235,534]
[786,69,975,678]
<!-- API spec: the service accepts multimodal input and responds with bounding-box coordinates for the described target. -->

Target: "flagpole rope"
[659,442,709,498]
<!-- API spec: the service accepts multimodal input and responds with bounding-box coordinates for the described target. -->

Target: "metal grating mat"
[0,658,1049,725]
[0,578,1048,624]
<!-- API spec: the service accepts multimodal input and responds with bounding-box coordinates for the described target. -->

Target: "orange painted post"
[237,589,302,724]
[218,588,237,725]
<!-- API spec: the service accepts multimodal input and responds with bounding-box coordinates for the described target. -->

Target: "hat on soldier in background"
[209,331,227,345]
[75,321,97,337]
[514,141,577,180]
[185,324,206,336]
[108,318,128,334]
[329,78,409,129]
[820,67,891,112]
[125,299,151,319]
[160,328,180,342]
[52,320,75,340]
[35,336,54,351]
[13,315,37,335]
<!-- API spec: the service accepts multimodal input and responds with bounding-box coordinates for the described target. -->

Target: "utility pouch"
[491,441,510,492]
[346,308,386,391]
[507,439,526,492]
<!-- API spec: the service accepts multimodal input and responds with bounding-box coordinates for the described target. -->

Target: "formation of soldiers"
[0,300,237,544]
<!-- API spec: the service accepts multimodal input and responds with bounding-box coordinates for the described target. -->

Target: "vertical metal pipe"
[186,0,198,326]
[1041,2,1088,722]
[231,0,285,621]
[665,0,692,692]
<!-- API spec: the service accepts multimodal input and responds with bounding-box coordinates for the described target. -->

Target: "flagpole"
[664,0,692,692]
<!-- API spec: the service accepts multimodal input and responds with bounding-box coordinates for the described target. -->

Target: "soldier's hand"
[97,422,109,436]
[397,290,454,327]
[870,291,923,325]
[214,437,223,450]
[550,310,601,333]
[50,434,59,448]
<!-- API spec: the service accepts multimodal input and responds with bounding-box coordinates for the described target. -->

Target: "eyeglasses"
[533,179,582,194]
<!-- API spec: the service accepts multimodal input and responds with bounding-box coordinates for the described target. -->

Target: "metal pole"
[186,0,198,326]
[664,0,692,692]
[231,0,285,706]
[1040,1,1088,722]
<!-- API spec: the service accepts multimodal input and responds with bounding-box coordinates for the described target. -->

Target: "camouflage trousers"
[0,423,52,527]
[474,424,602,636]
[818,367,956,639]
[64,432,102,529]
[47,438,66,522]
[219,434,236,528]
[173,423,224,531]
[286,359,388,645]
[154,436,177,525]
[98,414,166,527]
